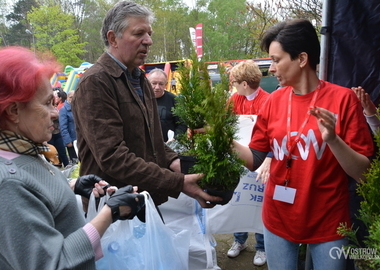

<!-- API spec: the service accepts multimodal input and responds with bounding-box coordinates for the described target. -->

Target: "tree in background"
[79,0,113,62]
[5,0,39,47]
[201,0,248,61]
[43,0,114,63]
[0,0,322,65]
[245,1,281,58]
[135,0,195,63]
[277,0,322,28]
[0,0,8,46]
[28,4,87,66]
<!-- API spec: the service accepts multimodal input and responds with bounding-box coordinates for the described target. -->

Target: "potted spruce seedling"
[171,54,244,205]
[169,56,209,172]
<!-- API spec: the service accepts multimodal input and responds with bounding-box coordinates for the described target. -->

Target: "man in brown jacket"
[72,1,220,207]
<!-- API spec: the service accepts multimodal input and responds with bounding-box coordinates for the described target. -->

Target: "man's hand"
[182,174,222,208]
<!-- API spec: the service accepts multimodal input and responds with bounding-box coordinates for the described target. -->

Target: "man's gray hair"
[147,68,168,80]
[101,1,155,47]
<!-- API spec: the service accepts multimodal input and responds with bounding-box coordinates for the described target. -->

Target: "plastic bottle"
[108,241,120,253]
[133,223,146,238]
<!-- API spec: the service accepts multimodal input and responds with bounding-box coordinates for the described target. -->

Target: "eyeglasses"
[232,81,238,84]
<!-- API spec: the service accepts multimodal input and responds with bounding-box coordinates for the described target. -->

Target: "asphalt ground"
[214,233,268,270]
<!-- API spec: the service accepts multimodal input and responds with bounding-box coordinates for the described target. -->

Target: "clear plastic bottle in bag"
[133,223,146,238]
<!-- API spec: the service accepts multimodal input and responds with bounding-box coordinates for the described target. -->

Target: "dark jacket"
[72,53,183,205]
[156,90,187,142]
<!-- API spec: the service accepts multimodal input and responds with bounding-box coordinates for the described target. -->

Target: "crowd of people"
[0,1,378,269]
[46,88,78,168]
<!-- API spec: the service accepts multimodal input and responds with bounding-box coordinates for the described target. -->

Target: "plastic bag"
[87,191,190,270]
[159,193,220,270]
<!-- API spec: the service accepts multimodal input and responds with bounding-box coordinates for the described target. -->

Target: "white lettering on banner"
[272,129,327,161]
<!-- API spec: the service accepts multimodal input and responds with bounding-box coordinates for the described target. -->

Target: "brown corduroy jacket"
[72,53,183,205]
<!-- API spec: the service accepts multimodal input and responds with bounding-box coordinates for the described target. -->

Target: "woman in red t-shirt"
[233,19,374,270]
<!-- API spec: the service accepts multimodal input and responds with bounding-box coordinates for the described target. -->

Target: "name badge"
[273,185,296,204]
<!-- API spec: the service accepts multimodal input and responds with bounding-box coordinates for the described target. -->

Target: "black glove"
[119,185,146,222]
[106,185,145,223]
[74,174,110,199]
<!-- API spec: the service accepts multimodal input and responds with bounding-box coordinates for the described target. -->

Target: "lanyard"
[284,81,321,186]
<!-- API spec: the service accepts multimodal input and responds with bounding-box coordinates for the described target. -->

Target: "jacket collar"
[97,53,125,78]
[63,101,71,111]
[100,52,144,79]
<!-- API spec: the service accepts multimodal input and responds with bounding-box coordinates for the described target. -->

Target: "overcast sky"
[182,0,195,8]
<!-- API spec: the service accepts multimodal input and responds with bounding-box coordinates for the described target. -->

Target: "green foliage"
[202,0,248,61]
[80,0,113,62]
[193,69,244,189]
[359,132,380,220]
[51,29,88,66]
[27,5,87,66]
[366,218,380,267]
[172,54,210,154]
[338,124,380,269]
[2,0,322,63]
[146,0,193,62]
[357,133,380,269]
[337,222,361,248]
[69,163,80,179]
[4,0,39,47]
[173,53,244,190]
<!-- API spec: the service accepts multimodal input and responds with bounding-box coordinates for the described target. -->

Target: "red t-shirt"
[229,88,270,115]
[249,81,374,243]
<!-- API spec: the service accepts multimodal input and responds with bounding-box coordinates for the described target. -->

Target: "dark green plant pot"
[204,187,234,205]
[179,154,197,174]
[179,155,239,205]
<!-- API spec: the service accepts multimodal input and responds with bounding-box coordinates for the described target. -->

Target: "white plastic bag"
[159,193,220,270]
[206,168,264,234]
[87,191,190,270]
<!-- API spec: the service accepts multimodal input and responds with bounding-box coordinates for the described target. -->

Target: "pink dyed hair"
[0,46,60,126]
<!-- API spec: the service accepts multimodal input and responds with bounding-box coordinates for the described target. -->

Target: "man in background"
[148,68,187,142]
